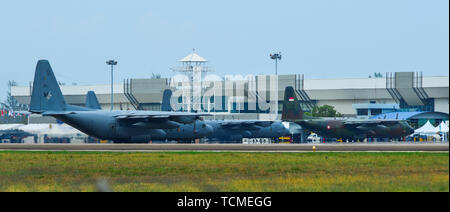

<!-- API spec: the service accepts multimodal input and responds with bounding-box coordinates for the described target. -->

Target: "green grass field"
[0,151,448,192]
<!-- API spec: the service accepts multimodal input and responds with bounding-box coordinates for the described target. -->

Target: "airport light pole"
[270,52,282,75]
[270,52,282,118]
[106,60,118,111]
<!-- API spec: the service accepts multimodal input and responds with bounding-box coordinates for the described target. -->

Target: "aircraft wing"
[343,119,401,130]
[114,111,211,124]
[41,111,77,116]
[12,111,32,115]
[343,119,401,125]
[220,121,274,130]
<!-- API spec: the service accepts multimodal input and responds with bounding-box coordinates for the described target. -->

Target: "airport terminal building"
[10,54,449,122]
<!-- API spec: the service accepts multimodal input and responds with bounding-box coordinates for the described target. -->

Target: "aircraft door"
[108,120,117,138]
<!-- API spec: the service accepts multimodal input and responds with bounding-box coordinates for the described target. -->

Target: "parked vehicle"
[307,133,321,143]
[407,133,441,142]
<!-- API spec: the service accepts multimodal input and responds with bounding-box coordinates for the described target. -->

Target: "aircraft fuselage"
[54,111,214,143]
[299,119,414,140]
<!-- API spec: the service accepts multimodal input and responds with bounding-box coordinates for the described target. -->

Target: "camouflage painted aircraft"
[281,86,415,140]
[29,60,213,143]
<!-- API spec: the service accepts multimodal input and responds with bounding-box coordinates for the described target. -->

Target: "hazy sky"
[0,0,448,102]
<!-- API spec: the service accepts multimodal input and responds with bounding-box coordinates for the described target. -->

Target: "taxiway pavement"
[0,143,448,152]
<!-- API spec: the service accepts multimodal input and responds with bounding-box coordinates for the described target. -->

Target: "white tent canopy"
[435,122,449,133]
[414,121,440,134]
[18,124,51,134]
[0,124,23,131]
[19,124,85,137]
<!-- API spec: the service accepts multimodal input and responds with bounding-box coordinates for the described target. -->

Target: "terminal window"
[357,109,369,116]
[371,109,382,115]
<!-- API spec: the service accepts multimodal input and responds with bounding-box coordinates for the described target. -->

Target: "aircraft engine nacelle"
[375,125,389,130]
[194,122,214,137]
[366,130,377,137]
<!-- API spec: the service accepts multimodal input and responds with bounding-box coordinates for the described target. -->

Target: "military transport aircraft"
[281,86,415,141]
[161,89,293,142]
[86,89,294,142]
[29,60,213,143]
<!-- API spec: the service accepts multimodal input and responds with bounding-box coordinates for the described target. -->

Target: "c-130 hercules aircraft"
[281,86,415,141]
[84,89,293,142]
[160,89,292,142]
[29,60,214,143]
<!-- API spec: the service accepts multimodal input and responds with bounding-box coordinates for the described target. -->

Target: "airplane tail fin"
[85,91,102,110]
[161,89,173,111]
[281,86,304,121]
[30,60,66,113]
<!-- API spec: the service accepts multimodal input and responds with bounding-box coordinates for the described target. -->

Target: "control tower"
[172,51,213,112]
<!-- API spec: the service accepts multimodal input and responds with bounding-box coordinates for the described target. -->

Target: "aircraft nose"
[404,124,415,135]
[408,127,415,135]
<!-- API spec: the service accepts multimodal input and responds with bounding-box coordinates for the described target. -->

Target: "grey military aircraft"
[281,86,415,141]
[85,89,294,142]
[161,89,293,142]
[29,60,213,143]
